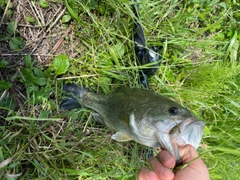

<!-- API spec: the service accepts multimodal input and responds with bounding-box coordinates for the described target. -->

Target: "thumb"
[175,145,210,180]
[179,144,200,164]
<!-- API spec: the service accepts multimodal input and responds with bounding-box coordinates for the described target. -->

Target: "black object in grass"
[133,0,162,89]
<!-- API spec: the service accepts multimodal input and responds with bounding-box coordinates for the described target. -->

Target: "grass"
[0,0,240,179]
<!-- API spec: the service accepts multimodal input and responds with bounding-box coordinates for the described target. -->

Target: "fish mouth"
[170,118,205,149]
[154,118,205,166]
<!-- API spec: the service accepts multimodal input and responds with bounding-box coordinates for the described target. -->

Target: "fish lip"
[170,117,203,133]
[170,118,205,149]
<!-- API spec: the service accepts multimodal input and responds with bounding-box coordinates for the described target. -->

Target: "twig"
[29,0,45,26]
[46,25,72,62]
[9,86,23,109]
[0,90,9,104]
[52,25,72,53]
[0,53,55,56]
[16,2,65,58]
[0,0,11,28]
[57,74,98,80]
[6,116,63,121]
[9,70,26,115]
[55,79,59,112]
[0,68,25,116]
[46,7,66,33]
[83,114,92,133]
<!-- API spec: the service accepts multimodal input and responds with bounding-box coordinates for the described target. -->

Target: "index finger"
[148,155,174,180]
[156,150,176,169]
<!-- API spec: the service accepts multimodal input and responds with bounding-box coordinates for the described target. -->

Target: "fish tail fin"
[60,83,88,110]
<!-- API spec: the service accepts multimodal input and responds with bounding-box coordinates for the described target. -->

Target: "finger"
[176,145,210,179]
[157,150,176,168]
[178,145,208,173]
[178,144,201,164]
[148,156,174,180]
[138,167,159,180]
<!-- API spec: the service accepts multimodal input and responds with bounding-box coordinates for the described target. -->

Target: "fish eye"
[169,107,179,115]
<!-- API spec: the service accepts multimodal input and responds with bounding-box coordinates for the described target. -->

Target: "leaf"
[85,0,98,9]
[0,60,8,68]
[224,30,238,62]
[21,66,47,86]
[52,54,70,75]
[33,77,47,86]
[39,0,49,8]
[6,10,13,16]
[8,2,13,8]
[64,0,85,25]
[62,15,71,23]
[0,0,6,8]
[7,21,17,36]
[204,126,211,136]
[116,0,129,2]
[111,41,125,58]
[99,76,111,93]
[24,54,32,68]
[0,146,4,162]
[9,37,25,51]
[21,68,35,84]
[109,41,125,67]
[44,67,52,77]
[230,36,239,62]
[0,80,12,90]
[39,110,50,118]
[25,16,36,24]
[33,68,45,77]
[0,36,9,41]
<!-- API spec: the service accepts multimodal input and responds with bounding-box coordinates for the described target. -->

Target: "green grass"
[1,0,240,179]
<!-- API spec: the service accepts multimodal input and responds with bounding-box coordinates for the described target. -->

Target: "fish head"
[141,98,205,165]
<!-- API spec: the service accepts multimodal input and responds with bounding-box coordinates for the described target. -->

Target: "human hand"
[138,144,209,180]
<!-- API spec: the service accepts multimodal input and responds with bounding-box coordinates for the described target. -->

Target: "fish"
[60,83,205,166]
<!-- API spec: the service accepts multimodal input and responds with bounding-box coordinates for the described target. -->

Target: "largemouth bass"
[60,84,205,165]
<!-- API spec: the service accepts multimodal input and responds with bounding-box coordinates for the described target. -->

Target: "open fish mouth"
[154,118,205,166]
[170,118,205,149]
[169,118,205,165]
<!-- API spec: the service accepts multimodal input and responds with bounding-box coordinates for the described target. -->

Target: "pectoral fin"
[111,132,132,142]
[93,113,106,125]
